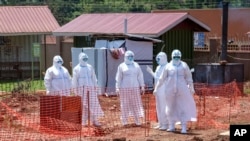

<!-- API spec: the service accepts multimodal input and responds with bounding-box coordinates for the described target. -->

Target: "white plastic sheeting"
[71,47,124,95]
[94,39,125,49]
[125,39,154,90]
[71,39,154,95]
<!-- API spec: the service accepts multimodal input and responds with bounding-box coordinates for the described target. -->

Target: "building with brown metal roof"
[53,13,210,68]
[0,6,59,35]
[152,8,250,42]
[53,13,210,37]
[0,6,60,80]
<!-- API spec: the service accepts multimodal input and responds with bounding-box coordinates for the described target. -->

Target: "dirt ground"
[1,90,249,141]
[91,94,250,141]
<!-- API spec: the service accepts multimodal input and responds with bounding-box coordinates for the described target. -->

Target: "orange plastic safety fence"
[0,86,154,140]
[194,81,242,130]
[0,81,247,140]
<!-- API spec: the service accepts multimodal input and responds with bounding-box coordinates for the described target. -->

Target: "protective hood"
[79,52,88,66]
[124,50,134,65]
[171,49,182,66]
[156,52,167,66]
[53,55,64,68]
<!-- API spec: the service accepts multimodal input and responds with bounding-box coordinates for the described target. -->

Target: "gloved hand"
[141,86,145,95]
[70,88,75,96]
[116,88,120,96]
[70,87,77,96]
[46,91,50,95]
[189,83,195,95]
[153,89,157,96]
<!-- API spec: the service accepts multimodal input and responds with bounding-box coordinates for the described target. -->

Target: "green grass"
[0,79,45,92]
[244,88,250,95]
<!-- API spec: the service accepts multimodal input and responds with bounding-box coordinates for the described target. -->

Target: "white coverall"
[72,52,104,126]
[44,55,71,96]
[147,52,168,130]
[154,49,196,134]
[115,50,145,126]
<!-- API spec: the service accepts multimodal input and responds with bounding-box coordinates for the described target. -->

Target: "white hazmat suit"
[72,52,104,126]
[146,52,168,130]
[153,49,196,134]
[115,50,145,126]
[44,55,71,96]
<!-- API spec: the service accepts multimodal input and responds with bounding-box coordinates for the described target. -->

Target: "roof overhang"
[0,32,53,36]
[88,33,163,43]
[53,32,92,37]
[125,34,163,43]
[53,31,160,38]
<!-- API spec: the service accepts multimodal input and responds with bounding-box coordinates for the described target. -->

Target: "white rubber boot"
[122,118,128,126]
[159,124,168,130]
[153,124,160,129]
[167,122,175,132]
[92,116,101,127]
[181,123,187,134]
[93,120,101,127]
[82,116,87,126]
[135,117,141,126]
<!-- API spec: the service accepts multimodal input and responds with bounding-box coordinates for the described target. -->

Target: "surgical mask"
[125,55,134,65]
[127,56,134,61]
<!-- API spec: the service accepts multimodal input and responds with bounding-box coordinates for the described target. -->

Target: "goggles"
[173,56,181,59]
[127,55,134,60]
[82,58,88,62]
[57,60,63,64]
[156,57,160,62]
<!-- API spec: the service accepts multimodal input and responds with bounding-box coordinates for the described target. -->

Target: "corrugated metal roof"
[153,9,250,38]
[0,6,60,36]
[53,13,210,37]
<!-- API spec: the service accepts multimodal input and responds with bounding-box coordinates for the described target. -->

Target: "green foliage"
[1,0,250,25]
[244,88,250,95]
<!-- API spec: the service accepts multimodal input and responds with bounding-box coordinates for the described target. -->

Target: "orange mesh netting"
[194,81,242,130]
[0,81,248,140]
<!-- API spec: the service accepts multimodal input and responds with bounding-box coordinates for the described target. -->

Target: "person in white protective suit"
[72,52,104,127]
[146,52,168,130]
[153,49,197,134]
[44,55,72,96]
[115,50,145,126]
